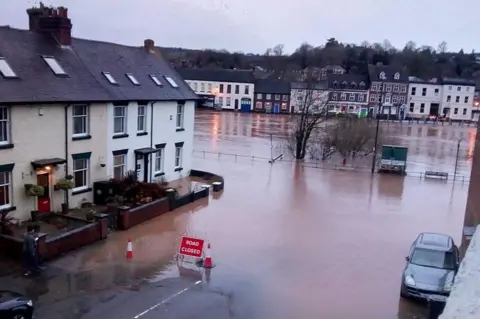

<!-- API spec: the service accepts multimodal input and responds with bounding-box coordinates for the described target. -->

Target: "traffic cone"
[203,243,214,268]
[126,238,133,259]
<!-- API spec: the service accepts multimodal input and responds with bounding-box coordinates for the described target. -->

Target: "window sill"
[176,128,185,132]
[72,135,92,141]
[72,187,92,196]
[174,167,183,172]
[154,172,165,177]
[0,205,16,212]
[0,143,14,150]
[136,132,148,136]
[113,133,129,139]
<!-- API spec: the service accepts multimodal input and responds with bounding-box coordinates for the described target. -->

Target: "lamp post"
[450,137,465,181]
[371,85,384,174]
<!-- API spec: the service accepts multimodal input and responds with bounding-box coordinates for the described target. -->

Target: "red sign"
[179,236,205,258]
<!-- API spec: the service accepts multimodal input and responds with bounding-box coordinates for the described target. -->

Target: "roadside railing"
[193,149,471,184]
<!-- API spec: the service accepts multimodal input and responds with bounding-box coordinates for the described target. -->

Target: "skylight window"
[42,56,67,75]
[150,74,162,86]
[126,73,140,85]
[102,71,118,85]
[164,76,178,88]
[0,58,17,78]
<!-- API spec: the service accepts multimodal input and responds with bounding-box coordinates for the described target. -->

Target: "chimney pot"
[27,5,72,46]
[144,39,155,51]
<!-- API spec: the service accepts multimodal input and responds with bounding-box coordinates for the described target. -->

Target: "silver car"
[400,232,459,299]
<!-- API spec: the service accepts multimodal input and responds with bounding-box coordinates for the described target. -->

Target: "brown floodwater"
[24,111,470,318]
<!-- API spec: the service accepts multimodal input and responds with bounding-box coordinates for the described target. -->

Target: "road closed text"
[179,237,205,258]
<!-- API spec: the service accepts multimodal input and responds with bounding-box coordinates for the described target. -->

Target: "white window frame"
[218,97,223,106]
[226,97,231,106]
[42,56,67,75]
[193,83,198,91]
[72,158,89,191]
[0,58,17,78]
[255,102,263,109]
[369,94,377,102]
[72,104,88,137]
[349,94,355,101]
[400,85,407,93]
[113,105,127,135]
[385,85,392,92]
[399,96,406,103]
[0,106,10,145]
[154,148,165,174]
[340,93,347,101]
[358,94,364,102]
[394,72,400,80]
[102,71,117,84]
[0,171,12,209]
[175,146,183,168]
[164,76,179,88]
[257,93,262,99]
[200,83,205,92]
[207,83,212,93]
[379,72,386,80]
[266,94,272,100]
[385,95,391,104]
[392,95,399,104]
[126,73,140,85]
[150,74,163,86]
[393,85,399,92]
[113,154,126,179]
[176,103,184,129]
[331,93,338,101]
[137,105,147,133]
[275,94,281,100]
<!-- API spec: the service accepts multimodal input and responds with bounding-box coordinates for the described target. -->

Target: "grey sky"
[1,0,477,54]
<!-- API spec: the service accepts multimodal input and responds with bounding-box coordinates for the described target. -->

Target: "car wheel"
[400,284,408,299]
[11,311,28,319]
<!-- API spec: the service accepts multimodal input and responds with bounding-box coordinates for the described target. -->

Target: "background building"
[178,68,255,112]
[326,74,370,116]
[253,79,291,113]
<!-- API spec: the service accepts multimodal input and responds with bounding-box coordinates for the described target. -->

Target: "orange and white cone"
[126,238,133,259]
[203,243,214,268]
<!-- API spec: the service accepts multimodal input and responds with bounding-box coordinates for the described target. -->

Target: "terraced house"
[0,5,197,221]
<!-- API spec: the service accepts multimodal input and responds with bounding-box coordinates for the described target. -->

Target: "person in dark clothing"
[23,225,41,276]
[32,224,46,270]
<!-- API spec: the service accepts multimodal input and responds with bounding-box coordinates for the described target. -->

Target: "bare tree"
[319,116,391,163]
[285,72,329,159]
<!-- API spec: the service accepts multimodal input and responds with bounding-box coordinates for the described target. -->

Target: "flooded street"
[3,111,471,319]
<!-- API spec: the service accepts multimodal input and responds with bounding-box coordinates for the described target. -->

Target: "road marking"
[133,280,202,318]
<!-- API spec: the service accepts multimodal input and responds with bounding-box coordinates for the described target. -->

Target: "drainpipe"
[64,104,71,208]
[149,102,156,182]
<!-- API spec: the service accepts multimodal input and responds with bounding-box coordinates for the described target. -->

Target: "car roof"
[415,232,454,251]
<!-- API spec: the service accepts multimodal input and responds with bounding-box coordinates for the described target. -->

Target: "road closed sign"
[179,236,205,258]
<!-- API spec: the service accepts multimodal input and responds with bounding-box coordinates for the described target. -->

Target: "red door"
[37,173,50,213]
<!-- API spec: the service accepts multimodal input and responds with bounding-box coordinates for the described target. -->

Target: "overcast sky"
[0,0,477,54]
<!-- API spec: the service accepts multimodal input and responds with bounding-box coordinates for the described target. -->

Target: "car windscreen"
[410,248,455,270]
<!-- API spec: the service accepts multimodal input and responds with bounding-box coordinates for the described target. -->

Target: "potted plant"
[0,210,15,236]
[85,210,95,221]
[55,177,74,214]
[24,184,45,221]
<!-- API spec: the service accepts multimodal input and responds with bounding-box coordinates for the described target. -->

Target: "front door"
[136,161,143,182]
[234,99,239,110]
[273,104,280,114]
[37,173,50,213]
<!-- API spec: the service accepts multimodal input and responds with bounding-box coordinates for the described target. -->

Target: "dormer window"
[164,76,178,88]
[0,58,17,78]
[42,56,67,76]
[333,81,338,89]
[102,71,117,85]
[350,82,357,89]
[379,72,386,80]
[126,73,140,85]
[394,72,400,80]
[359,82,365,89]
[150,74,163,86]
[341,81,348,89]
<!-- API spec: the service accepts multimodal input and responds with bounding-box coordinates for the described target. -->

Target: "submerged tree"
[285,72,329,159]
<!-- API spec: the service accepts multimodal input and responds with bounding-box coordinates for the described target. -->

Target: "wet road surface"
[1,111,471,318]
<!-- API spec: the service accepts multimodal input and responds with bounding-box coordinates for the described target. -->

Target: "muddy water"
[30,111,470,318]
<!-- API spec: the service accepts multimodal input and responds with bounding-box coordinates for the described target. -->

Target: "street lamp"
[371,103,381,174]
[450,137,465,181]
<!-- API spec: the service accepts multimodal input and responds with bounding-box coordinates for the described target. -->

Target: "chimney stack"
[144,39,155,52]
[26,2,72,46]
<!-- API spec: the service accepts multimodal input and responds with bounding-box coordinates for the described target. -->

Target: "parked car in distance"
[400,232,459,300]
[0,291,34,319]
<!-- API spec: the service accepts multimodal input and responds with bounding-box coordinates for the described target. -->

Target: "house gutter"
[64,104,71,208]
[149,101,156,182]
